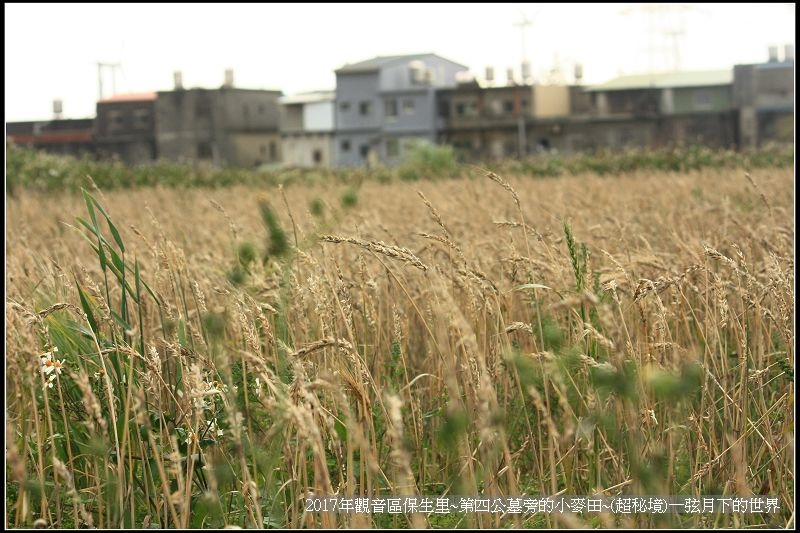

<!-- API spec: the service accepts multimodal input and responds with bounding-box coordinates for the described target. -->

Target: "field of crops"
[5,153,794,528]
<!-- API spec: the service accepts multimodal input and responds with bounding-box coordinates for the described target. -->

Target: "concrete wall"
[231,132,281,167]
[334,131,379,167]
[335,72,382,132]
[156,88,281,167]
[671,86,732,114]
[380,90,436,135]
[280,104,304,133]
[281,134,334,168]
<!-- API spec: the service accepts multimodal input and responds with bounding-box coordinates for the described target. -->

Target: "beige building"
[436,81,571,160]
[279,91,335,168]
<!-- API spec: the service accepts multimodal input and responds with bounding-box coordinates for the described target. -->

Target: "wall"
[230,132,281,167]
[672,86,732,113]
[533,85,570,118]
[335,72,382,132]
[303,100,334,131]
[281,133,334,167]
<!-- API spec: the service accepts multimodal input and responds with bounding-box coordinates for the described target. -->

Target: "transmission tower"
[620,4,697,72]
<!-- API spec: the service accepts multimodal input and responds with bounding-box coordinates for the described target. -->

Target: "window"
[402,99,415,114]
[359,101,372,116]
[341,140,351,152]
[503,100,514,113]
[197,142,213,159]
[386,138,399,158]
[313,149,322,164]
[133,108,150,129]
[438,101,450,118]
[455,100,478,117]
[385,98,398,118]
[340,101,351,112]
[359,144,370,158]
[108,110,124,132]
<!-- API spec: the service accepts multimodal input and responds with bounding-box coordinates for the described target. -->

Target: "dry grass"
[5,167,794,528]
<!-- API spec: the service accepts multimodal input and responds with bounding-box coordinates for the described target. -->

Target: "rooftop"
[335,53,468,74]
[587,70,733,91]
[98,92,158,103]
[279,91,336,105]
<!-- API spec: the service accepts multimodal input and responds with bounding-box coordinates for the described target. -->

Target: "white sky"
[4,2,795,122]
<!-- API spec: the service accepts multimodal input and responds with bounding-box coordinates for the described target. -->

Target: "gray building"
[733,47,794,148]
[95,93,158,165]
[334,53,468,167]
[156,75,283,168]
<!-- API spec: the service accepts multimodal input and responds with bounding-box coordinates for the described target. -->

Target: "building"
[279,91,335,168]
[733,47,794,148]
[581,70,736,150]
[6,118,94,158]
[94,92,158,165]
[437,80,571,160]
[155,74,283,168]
[334,53,468,167]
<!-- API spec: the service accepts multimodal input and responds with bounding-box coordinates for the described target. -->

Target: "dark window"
[504,100,514,113]
[341,140,351,152]
[359,144,369,158]
[313,149,322,164]
[385,98,398,118]
[456,103,466,116]
[402,99,415,114]
[359,101,372,116]
[133,109,150,130]
[438,101,450,118]
[197,142,213,158]
[340,101,350,112]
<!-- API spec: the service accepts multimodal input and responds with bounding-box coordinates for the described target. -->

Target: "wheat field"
[5,166,794,528]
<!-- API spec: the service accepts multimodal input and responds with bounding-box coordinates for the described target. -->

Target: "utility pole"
[513,11,535,159]
[513,12,533,83]
[96,61,121,100]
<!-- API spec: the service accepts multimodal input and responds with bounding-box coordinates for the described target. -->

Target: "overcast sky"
[4,3,795,122]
